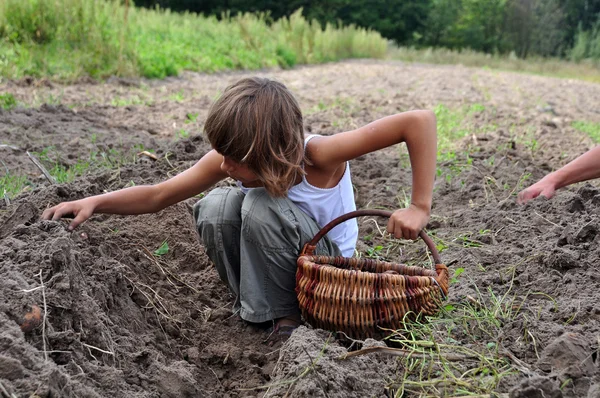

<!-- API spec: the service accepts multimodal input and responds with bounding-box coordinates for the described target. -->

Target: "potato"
[20,304,42,333]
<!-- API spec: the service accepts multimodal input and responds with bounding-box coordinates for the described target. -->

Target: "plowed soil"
[1,60,599,397]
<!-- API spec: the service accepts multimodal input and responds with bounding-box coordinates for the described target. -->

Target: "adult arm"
[518,146,600,204]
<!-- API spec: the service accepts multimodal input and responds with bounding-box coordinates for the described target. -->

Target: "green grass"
[434,103,495,160]
[390,46,600,84]
[0,173,29,200]
[572,120,600,143]
[0,145,146,200]
[0,2,387,80]
[110,95,152,107]
[0,93,17,109]
[354,224,541,396]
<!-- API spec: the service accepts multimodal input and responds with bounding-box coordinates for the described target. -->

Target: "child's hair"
[204,77,307,197]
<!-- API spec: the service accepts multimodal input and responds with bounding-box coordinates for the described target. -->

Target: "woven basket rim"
[298,255,441,278]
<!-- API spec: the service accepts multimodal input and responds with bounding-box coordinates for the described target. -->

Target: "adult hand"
[41,198,97,230]
[517,179,557,205]
[387,204,430,240]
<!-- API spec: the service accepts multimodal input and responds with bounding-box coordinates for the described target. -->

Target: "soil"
[1,60,599,397]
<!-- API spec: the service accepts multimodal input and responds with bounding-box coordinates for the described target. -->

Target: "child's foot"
[264,316,302,346]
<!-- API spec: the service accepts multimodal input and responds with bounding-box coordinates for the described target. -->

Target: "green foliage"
[1,145,148,200]
[569,17,600,63]
[0,173,29,200]
[0,93,17,110]
[450,267,465,284]
[154,240,169,256]
[572,120,600,143]
[177,129,190,139]
[434,104,471,155]
[2,0,599,79]
[0,2,387,80]
[0,0,136,79]
[424,0,508,53]
[276,44,297,68]
[390,46,600,83]
[136,0,429,45]
[137,0,600,62]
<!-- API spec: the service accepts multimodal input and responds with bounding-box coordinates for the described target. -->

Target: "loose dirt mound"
[1,61,599,397]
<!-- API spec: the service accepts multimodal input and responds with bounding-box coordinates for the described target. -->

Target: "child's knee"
[194,187,244,228]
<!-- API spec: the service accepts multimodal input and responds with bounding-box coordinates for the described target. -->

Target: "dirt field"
[1,60,599,397]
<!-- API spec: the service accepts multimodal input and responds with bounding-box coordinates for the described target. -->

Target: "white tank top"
[238,134,358,256]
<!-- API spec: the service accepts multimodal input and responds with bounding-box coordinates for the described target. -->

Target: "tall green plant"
[0,1,387,80]
[569,18,600,62]
[0,0,135,78]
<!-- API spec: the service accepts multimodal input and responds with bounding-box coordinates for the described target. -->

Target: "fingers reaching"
[69,209,92,230]
[40,200,93,230]
[517,184,556,205]
[517,189,537,205]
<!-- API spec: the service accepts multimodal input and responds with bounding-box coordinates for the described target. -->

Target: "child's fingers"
[387,212,423,240]
[41,207,54,220]
[386,220,401,239]
[517,188,536,204]
[51,206,71,221]
[387,221,418,240]
[540,187,556,200]
[69,213,88,230]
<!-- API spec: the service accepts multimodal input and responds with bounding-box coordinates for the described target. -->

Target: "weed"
[0,172,29,200]
[185,112,199,124]
[381,259,544,396]
[572,120,600,143]
[456,233,484,248]
[364,245,384,259]
[169,90,185,103]
[154,240,169,256]
[305,96,358,117]
[0,93,17,110]
[396,189,411,209]
[177,129,190,139]
[111,95,149,107]
[0,144,149,200]
[450,267,465,285]
[468,103,486,113]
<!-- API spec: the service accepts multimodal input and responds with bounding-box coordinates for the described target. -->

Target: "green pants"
[193,187,341,323]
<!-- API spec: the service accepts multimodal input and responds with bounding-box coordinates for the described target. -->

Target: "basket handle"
[301,209,442,265]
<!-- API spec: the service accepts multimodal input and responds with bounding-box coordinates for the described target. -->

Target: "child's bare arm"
[310,110,437,239]
[42,150,227,229]
[518,146,600,204]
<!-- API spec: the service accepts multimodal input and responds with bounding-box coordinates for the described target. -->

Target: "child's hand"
[386,205,430,240]
[517,178,557,204]
[41,198,96,230]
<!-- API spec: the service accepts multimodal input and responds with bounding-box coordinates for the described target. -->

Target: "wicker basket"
[296,209,449,338]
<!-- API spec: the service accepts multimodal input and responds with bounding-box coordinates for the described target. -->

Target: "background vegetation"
[0,0,386,80]
[137,0,600,63]
[0,0,599,81]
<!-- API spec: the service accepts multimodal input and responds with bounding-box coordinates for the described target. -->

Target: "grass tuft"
[572,120,600,143]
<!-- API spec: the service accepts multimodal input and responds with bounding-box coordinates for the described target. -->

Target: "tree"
[505,0,566,57]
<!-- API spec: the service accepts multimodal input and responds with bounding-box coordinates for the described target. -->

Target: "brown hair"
[204,77,306,197]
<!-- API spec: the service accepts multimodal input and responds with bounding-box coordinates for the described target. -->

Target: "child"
[518,146,600,204]
[42,77,437,336]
